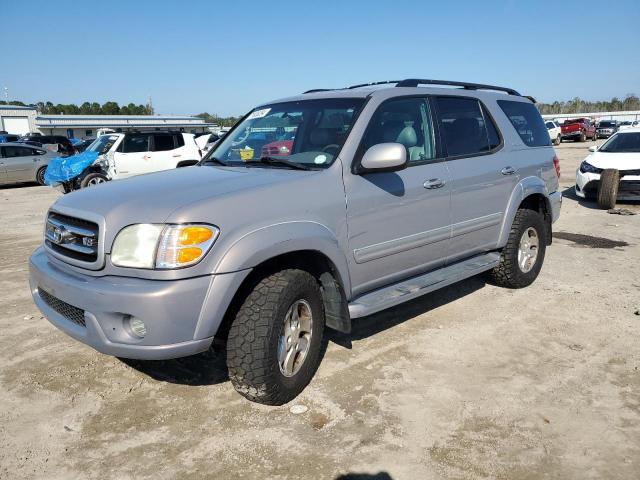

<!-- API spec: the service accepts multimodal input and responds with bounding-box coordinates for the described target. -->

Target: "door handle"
[501,166,516,175]
[423,178,445,189]
[172,154,182,157]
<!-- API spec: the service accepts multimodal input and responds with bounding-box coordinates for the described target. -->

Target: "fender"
[497,176,550,248]
[214,221,352,296]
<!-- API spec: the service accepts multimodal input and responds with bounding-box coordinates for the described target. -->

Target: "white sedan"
[575,128,640,208]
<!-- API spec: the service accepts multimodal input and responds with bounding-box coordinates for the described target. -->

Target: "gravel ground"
[1,140,639,480]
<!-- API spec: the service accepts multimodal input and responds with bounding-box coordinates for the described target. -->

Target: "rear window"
[497,100,551,147]
[434,97,502,157]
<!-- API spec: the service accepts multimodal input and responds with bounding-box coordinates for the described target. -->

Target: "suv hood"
[53,165,318,235]
[586,151,640,170]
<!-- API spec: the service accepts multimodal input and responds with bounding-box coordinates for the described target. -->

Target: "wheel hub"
[278,299,313,377]
[517,227,539,273]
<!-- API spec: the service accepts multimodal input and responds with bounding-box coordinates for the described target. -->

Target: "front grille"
[39,288,86,327]
[45,212,99,263]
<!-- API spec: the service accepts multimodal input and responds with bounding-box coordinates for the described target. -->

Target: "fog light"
[128,317,147,338]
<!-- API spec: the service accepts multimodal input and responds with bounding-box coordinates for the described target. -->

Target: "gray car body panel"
[30,84,561,359]
[0,142,58,184]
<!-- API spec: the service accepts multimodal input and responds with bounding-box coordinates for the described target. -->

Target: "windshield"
[86,135,119,154]
[600,132,640,153]
[207,98,365,168]
[599,121,616,127]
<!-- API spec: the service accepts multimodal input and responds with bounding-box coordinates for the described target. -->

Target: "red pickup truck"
[561,118,597,142]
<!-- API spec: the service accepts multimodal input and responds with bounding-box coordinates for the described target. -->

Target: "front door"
[344,97,452,296]
[112,133,152,178]
[432,96,519,263]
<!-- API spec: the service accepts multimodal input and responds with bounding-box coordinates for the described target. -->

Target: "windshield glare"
[87,135,119,154]
[208,98,365,168]
[600,132,640,153]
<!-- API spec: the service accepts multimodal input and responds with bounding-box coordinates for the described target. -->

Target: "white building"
[0,106,211,138]
[0,105,37,135]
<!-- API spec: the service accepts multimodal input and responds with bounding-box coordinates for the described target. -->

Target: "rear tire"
[36,166,47,186]
[80,172,108,188]
[226,269,325,405]
[489,208,546,289]
[554,135,561,145]
[579,131,587,142]
[597,169,619,209]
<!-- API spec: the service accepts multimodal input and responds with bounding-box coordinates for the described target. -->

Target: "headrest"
[396,126,417,148]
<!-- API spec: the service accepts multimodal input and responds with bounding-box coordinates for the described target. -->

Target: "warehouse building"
[0,105,38,135]
[34,114,211,139]
[1,106,211,138]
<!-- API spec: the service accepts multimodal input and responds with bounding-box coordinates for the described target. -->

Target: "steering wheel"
[322,144,340,155]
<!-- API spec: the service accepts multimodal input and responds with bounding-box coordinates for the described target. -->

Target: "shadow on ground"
[336,473,393,480]
[124,276,486,386]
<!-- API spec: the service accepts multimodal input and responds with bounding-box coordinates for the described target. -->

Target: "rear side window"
[121,134,151,153]
[152,134,175,152]
[174,134,185,148]
[3,146,35,157]
[498,100,551,147]
[434,97,501,157]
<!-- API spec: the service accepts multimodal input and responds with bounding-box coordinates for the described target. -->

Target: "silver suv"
[29,79,562,405]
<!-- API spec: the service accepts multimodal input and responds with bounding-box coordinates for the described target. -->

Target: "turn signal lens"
[179,227,213,246]
[155,224,219,269]
[177,247,203,263]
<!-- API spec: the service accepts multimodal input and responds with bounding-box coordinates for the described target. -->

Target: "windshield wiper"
[201,156,228,166]
[256,156,312,171]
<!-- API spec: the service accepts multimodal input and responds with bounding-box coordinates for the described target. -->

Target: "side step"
[348,252,500,318]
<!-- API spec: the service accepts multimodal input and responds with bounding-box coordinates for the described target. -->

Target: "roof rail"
[396,79,520,96]
[303,79,521,97]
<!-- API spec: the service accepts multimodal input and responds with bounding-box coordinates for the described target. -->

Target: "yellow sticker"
[239,147,254,161]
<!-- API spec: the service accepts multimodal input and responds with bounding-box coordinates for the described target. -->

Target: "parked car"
[194,133,220,155]
[618,120,640,131]
[545,120,562,145]
[44,131,202,191]
[0,133,20,143]
[561,118,597,142]
[575,128,640,208]
[29,78,561,405]
[18,135,75,155]
[596,120,619,138]
[0,142,59,185]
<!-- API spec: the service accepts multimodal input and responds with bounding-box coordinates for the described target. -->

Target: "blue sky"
[2,0,639,116]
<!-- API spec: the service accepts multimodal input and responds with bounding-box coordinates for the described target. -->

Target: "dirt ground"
[1,141,639,480]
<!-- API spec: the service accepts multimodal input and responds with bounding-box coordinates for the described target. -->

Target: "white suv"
[545,120,562,145]
[45,131,202,190]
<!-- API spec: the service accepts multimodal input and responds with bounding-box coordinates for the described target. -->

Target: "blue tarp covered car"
[44,151,100,185]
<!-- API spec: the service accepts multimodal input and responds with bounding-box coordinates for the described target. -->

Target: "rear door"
[112,133,152,178]
[344,96,452,295]
[433,96,518,264]
[148,133,179,171]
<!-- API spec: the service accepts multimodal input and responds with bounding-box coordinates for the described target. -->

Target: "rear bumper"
[561,132,583,139]
[549,191,562,223]
[29,247,250,360]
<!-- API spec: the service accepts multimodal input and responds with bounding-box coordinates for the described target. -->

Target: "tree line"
[0,100,154,115]
[195,112,240,127]
[537,94,640,115]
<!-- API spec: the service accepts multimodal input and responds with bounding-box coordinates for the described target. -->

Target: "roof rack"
[396,79,520,96]
[303,78,521,97]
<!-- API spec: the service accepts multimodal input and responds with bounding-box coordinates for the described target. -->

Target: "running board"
[348,252,500,318]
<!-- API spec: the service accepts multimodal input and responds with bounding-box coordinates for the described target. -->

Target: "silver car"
[0,142,58,186]
[29,79,562,405]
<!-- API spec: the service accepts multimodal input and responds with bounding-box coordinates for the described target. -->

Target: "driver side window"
[361,98,436,164]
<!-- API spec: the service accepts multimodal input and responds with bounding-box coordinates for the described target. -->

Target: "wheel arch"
[498,177,553,247]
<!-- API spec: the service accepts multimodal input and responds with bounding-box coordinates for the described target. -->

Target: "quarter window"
[174,134,185,148]
[497,100,551,147]
[361,98,436,163]
[434,97,501,157]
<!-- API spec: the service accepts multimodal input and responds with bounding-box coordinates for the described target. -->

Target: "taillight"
[553,155,560,178]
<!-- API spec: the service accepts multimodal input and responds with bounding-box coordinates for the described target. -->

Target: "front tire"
[597,169,619,209]
[80,172,108,188]
[226,269,325,405]
[489,208,546,289]
[579,131,587,142]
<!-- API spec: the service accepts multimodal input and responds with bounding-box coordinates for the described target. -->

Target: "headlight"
[579,161,602,174]
[111,223,219,269]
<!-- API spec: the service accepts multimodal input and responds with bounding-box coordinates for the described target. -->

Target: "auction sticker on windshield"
[247,108,271,120]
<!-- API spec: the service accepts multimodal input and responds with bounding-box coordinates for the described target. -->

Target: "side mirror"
[360,143,407,173]
[588,146,597,152]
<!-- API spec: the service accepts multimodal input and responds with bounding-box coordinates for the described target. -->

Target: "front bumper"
[29,247,250,360]
[575,170,640,200]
